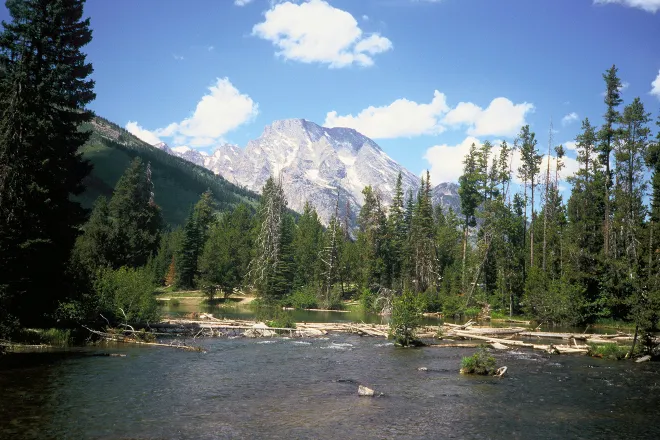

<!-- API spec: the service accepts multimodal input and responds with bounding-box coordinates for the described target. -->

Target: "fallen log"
[426,343,482,348]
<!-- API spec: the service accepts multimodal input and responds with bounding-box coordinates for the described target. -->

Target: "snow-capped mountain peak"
[151,119,459,226]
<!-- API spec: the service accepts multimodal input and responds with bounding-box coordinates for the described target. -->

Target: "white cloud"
[442,97,535,138]
[425,136,481,183]
[324,91,449,139]
[125,121,161,145]
[362,14,369,21]
[564,141,578,151]
[593,0,660,12]
[651,70,660,99]
[561,112,579,126]
[235,0,254,6]
[325,93,533,139]
[128,77,258,149]
[425,137,579,185]
[252,0,392,68]
[172,54,184,61]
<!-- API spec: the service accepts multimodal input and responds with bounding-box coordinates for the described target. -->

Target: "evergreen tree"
[409,171,436,293]
[458,143,481,291]
[388,172,407,288]
[108,158,163,268]
[73,196,114,272]
[292,202,323,289]
[176,211,200,289]
[598,65,623,257]
[0,0,95,330]
[517,125,542,268]
[248,176,290,301]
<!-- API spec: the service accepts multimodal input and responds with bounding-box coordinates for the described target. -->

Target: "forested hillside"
[78,116,259,226]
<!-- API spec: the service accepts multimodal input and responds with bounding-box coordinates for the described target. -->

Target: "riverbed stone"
[358,385,375,396]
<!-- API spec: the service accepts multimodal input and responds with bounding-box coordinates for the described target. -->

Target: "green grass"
[587,343,631,360]
[591,318,636,331]
[10,328,74,346]
[460,348,498,375]
[155,288,203,298]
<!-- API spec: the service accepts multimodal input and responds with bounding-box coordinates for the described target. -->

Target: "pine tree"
[108,158,163,268]
[292,202,323,289]
[73,196,114,272]
[249,176,290,301]
[388,172,407,288]
[0,0,95,330]
[598,65,623,257]
[458,143,481,291]
[409,171,436,292]
[176,211,201,289]
[517,125,542,269]
[193,189,216,243]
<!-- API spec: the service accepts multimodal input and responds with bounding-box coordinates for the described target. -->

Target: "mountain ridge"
[155,118,460,226]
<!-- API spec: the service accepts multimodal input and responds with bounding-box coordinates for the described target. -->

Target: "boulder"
[358,385,374,397]
[636,355,652,363]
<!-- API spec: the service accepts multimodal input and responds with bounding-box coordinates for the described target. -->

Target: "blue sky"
[3,0,660,184]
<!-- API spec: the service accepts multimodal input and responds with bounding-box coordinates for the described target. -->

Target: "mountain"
[167,119,459,226]
[205,119,423,226]
[78,117,259,226]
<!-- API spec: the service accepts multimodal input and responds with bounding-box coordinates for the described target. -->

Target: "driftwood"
[495,366,507,377]
[83,326,205,352]
[426,343,482,348]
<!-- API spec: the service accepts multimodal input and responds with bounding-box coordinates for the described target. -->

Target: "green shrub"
[284,285,318,309]
[319,285,344,310]
[460,348,498,375]
[420,288,442,313]
[442,294,466,319]
[587,343,631,360]
[11,328,73,346]
[94,266,161,325]
[359,287,378,313]
[265,310,296,329]
[389,290,424,347]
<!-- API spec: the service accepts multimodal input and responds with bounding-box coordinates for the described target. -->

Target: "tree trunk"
[462,217,469,292]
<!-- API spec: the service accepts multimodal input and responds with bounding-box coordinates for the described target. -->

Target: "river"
[1,329,659,439]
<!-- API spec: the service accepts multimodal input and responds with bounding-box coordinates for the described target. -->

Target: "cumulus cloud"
[324,91,449,139]
[126,78,258,148]
[425,137,579,185]
[651,70,660,99]
[593,0,660,13]
[252,0,392,68]
[325,92,533,139]
[235,0,254,5]
[442,97,535,138]
[564,141,578,151]
[562,112,579,126]
[126,121,162,145]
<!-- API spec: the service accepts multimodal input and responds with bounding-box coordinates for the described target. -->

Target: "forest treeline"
[1,0,659,351]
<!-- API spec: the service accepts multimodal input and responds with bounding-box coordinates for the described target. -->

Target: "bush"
[460,348,498,375]
[284,285,318,309]
[94,266,161,325]
[587,343,631,360]
[420,288,442,313]
[319,284,344,310]
[389,290,424,347]
[359,287,378,313]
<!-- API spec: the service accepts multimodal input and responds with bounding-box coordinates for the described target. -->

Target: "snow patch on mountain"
[153,119,460,226]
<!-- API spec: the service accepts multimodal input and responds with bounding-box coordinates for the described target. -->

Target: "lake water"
[1,333,659,439]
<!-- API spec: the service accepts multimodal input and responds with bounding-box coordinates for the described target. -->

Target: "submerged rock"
[244,323,276,338]
[636,355,651,363]
[358,385,375,397]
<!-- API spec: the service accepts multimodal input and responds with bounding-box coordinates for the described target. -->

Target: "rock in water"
[358,385,374,397]
[490,342,509,350]
[636,355,651,363]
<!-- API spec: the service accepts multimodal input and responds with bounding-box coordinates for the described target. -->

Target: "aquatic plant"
[460,348,498,375]
[587,343,631,360]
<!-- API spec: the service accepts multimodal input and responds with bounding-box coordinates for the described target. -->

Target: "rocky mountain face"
[156,119,460,226]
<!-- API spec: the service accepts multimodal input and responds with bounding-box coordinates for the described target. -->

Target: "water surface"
[1,334,658,439]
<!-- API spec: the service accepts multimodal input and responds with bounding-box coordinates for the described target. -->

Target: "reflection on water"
[164,301,446,326]
[1,335,659,439]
